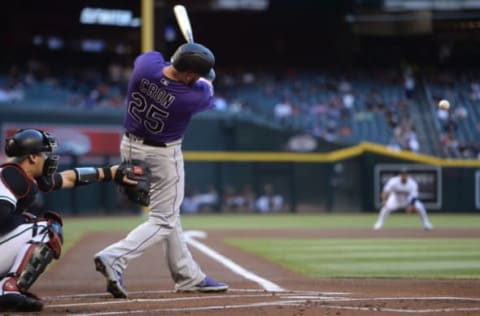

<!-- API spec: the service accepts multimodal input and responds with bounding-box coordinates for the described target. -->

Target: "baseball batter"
[0,129,136,312]
[374,168,434,230]
[94,42,228,298]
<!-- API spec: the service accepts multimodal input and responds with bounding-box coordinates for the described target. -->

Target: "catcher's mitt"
[115,160,151,206]
[406,205,417,214]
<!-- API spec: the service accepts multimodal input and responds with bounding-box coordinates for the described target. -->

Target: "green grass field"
[226,238,480,279]
[63,214,480,279]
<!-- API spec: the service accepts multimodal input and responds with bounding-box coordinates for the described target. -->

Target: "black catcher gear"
[16,244,55,292]
[4,129,59,176]
[5,129,57,157]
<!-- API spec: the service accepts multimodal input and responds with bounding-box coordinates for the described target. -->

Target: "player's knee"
[40,211,64,258]
[414,201,426,211]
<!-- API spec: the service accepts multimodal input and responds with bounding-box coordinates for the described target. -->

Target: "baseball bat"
[173,5,194,43]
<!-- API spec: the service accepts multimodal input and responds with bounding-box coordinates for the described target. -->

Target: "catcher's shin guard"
[16,243,55,292]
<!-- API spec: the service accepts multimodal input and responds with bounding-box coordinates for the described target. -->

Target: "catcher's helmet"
[5,129,57,157]
[171,43,214,76]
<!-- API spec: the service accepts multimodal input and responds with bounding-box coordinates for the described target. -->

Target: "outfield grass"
[63,213,480,232]
[180,213,480,229]
[226,238,480,279]
[62,214,480,279]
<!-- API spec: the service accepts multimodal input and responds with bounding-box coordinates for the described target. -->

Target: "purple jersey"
[124,51,214,143]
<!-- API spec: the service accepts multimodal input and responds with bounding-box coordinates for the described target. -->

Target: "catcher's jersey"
[0,164,37,234]
[123,51,214,143]
[383,175,419,204]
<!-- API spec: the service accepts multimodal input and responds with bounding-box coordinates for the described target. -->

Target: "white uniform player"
[374,169,434,231]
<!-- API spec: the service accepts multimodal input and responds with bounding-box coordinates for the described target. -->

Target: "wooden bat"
[173,5,194,43]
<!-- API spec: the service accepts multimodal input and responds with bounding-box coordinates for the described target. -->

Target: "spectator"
[274,100,293,125]
[437,107,449,122]
[213,95,228,111]
[342,92,355,110]
[223,184,255,212]
[255,183,284,213]
[453,104,468,121]
[181,186,220,213]
[181,186,199,214]
[194,185,220,212]
[404,71,416,99]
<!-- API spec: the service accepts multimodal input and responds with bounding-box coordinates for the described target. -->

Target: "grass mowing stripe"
[225,238,480,279]
[180,214,480,229]
[61,214,480,231]
[283,253,480,261]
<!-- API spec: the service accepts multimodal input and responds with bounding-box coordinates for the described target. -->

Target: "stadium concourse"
[2,62,479,159]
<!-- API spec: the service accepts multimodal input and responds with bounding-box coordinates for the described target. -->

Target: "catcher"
[0,128,150,312]
[373,168,434,231]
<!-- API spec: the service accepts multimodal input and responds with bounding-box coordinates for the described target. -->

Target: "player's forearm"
[60,166,116,189]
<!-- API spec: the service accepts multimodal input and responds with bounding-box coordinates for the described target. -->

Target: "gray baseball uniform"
[95,51,215,291]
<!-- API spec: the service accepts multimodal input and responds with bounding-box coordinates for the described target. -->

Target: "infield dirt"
[35,228,480,315]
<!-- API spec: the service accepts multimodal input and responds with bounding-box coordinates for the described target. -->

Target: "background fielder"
[374,168,434,231]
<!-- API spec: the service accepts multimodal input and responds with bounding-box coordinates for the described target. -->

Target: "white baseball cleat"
[424,223,434,231]
[373,222,383,231]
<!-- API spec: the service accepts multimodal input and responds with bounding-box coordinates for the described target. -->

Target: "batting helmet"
[5,129,57,157]
[171,43,215,77]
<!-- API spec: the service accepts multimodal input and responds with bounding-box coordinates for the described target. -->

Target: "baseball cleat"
[94,256,128,298]
[424,223,434,231]
[178,277,229,292]
[0,293,44,312]
[0,277,43,312]
[373,222,383,231]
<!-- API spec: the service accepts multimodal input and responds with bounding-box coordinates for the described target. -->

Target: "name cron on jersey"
[139,78,175,108]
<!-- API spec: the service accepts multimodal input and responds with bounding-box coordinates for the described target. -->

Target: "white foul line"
[45,288,348,301]
[184,230,284,292]
[47,294,274,308]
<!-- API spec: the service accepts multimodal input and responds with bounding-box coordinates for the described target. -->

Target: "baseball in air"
[438,99,450,110]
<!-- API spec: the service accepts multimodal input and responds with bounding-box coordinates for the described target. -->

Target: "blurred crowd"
[181,183,284,214]
[0,56,130,109]
[427,70,480,159]
[214,67,420,153]
[1,56,480,159]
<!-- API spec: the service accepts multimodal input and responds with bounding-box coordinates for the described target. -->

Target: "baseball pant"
[0,222,51,278]
[95,135,205,290]
[375,195,433,229]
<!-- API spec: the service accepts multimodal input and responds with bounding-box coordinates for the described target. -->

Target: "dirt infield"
[33,228,480,315]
